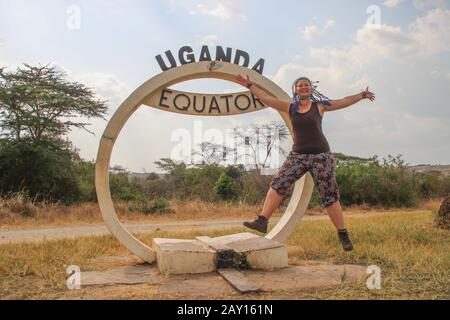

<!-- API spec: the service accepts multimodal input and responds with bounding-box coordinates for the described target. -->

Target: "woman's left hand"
[362,86,375,102]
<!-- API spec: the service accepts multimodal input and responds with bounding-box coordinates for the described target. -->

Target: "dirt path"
[0,211,412,244]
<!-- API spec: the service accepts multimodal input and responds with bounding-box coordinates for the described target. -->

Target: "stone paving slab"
[241,264,367,291]
[217,269,261,293]
[78,259,367,296]
[81,264,160,286]
[157,272,236,296]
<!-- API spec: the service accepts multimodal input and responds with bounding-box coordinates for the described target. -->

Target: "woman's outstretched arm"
[324,87,375,112]
[235,74,291,114]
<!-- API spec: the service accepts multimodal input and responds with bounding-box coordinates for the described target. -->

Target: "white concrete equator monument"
[95,46,315,273]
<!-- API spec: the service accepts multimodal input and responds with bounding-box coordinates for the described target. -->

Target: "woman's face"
[295,79,312,98]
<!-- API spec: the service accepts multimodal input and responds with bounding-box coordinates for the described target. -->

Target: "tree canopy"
[0,64,108,202]
[0,64,107,142]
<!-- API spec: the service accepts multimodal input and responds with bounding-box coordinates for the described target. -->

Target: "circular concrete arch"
[95,61,314,263]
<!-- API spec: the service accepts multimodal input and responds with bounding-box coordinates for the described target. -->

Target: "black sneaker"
[338,229,354,251]
[243,215,268,233]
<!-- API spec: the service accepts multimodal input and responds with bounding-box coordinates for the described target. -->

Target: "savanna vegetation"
[0,210,448,299]
[0,64,449,300]
[0,64,449,225]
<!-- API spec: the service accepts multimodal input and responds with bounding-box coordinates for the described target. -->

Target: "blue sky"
[1,0,449,172]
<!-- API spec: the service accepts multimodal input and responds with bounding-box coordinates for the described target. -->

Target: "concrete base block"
[212,232,260,245]
[212,233,288,270]
[246,246,288,270]
[153,238,216,275]
[196,236,236,268]
[154,233,288,274]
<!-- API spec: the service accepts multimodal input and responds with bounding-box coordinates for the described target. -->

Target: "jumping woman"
[235,74,375,251]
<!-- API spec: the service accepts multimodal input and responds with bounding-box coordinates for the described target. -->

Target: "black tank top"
[289,102,330,154]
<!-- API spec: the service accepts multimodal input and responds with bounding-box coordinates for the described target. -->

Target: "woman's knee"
[269,186,284,199]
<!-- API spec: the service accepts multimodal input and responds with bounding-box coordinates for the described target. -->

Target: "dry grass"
[0,194,443,229]
[0,196,276,228]
[0,209,448,300]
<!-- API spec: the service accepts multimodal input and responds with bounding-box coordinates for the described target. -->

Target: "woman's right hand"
[236,74,252,88]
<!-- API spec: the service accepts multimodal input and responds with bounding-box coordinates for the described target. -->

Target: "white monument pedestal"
[152,238,216,275]
[153,233,288,275]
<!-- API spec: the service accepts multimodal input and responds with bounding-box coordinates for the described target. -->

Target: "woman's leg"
[243,187,284,233]
[244,152,305,233]
[324,200,345,230]
[259,187,284,219]
[308,153,342,230]
[309,153,353,251]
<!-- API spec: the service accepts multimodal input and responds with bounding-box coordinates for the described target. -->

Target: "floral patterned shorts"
[270,151,340,208]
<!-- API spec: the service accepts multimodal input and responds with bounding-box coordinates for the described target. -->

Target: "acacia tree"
[234,121,290,170]
[191,141,236,166]
[0,64,107,142]
[0,64,108,202]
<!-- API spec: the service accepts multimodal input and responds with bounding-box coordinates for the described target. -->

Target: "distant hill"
[409,165,450,176]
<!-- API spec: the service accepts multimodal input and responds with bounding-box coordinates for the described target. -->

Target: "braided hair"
[291,76,332,107]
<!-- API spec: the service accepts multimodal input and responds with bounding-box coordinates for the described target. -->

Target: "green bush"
[76,161,96,202]
[128,197,173,215]
[179,164,223,201]
[214,173,237,201]
[152,197,172,213]
[109,173,141,202]
[240,170,271,205]
[0,138,83,203]
[418,171,450,199]
[335,156,420,208]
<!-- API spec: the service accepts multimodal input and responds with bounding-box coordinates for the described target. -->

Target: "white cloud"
[300,19,336,41]
[274,8,450,164]
[412,0,448,10]
[195,2,234,20]
[194,34,219,46]
[384,0,447,10]
[170,0,247,21]
[409,8,450,54]
[288,8,450,96]
[324,19,336,30]
[51,62,129,114]
[353,24,417,59]
[383,0,405,8]
[301,25,321,41]
[74,72,129,111]
[306,8,450,67]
